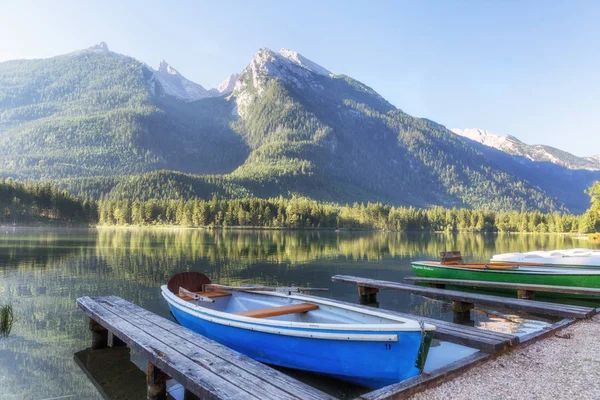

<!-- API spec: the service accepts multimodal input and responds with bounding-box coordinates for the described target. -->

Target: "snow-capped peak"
[237,47,332,89]
[452,127,600,171]
[88,42,110,52]
[69,42,120,58]
[158,59,179,75]
[451,128,519,152]
[279,48,332,76]
[232,47,333,117]
[152,59,210,101]
[217,73,239,94]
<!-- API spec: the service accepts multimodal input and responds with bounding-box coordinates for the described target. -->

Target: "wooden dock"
[77,296,336,400]
[331,275,597,319]
[76,290,589,400]
[328,275,594,399]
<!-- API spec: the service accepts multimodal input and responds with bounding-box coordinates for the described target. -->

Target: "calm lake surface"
[0,228,597,399]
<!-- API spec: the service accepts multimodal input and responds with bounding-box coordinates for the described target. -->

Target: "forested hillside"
[0,179,94,224]
[0,45,247,180]
[2,44,597,212]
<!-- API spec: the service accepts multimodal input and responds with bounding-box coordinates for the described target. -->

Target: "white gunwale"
[161,285,435,341]
[415,262,600,276]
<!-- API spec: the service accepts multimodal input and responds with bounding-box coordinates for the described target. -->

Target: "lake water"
[0,228,596,399]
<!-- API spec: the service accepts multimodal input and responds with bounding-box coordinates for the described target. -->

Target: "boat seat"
[235,303,319,318]
[440,251,463,265]
[176,291,232,301]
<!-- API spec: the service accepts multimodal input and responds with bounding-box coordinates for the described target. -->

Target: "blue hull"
[169,304,425,388]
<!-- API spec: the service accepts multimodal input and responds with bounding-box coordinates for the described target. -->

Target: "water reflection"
[0,228,596,399]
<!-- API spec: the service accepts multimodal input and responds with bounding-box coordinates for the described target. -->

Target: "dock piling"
[517,289,535,300]
[358,285,379,303]
[89,319,108,349]
[108,331,126,348]
[147,362,169,400]
[452,301,474,313]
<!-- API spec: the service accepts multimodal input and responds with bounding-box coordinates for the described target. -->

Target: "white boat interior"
[162,285,435,331]
[492,249,600,266]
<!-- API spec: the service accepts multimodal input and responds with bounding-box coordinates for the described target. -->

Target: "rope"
[418,319,427,372]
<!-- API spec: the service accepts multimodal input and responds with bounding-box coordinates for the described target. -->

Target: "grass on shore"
[0,304,15,337]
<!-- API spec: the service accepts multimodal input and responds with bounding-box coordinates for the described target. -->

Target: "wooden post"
[452,301,474,326]
[429,283,446,289]
[147,362,169,400]
[89,319,108,350]
[183,389,201,400]
[517,289,535,300]
[358,286,379,303]
[108,331,127,348]
[452,310,475,325]
[452,301,474,313]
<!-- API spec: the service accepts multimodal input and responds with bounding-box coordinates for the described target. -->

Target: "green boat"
[410,261,600,299]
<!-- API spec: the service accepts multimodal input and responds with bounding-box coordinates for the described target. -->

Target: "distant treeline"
[3,178,599,233]
[97,195,600,233]
[0,179,96,224]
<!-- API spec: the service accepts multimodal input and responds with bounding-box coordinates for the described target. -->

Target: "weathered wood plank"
[332,275,596,319]
[404,277,600,296]
[358,351,492,400]
[99,296,332,400]
[293,293,518,352]
[235,302,319,318]
[78,297,259,400]
[518,318,576,344]
[103,296,334,400]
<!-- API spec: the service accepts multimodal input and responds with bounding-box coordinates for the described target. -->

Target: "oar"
[452,264,518,270]
[179,287,215,303]
[203,284,329,293]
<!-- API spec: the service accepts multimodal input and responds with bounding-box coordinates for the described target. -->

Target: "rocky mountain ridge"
[1,42,599,213]
[451,128,600,171]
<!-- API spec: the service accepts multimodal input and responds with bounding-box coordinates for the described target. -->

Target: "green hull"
[411,262,600,300]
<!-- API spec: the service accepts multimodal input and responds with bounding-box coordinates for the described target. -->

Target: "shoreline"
[92,225,593,235]
[410,314,600,399]
[4,224,598,238]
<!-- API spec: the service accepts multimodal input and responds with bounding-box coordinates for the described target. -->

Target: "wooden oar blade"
[203,284,329,293]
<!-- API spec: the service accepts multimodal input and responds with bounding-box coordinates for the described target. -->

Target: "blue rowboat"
[161,274,435,388]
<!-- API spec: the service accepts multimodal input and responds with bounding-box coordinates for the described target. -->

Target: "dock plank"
[77,296,334,400]
[358,351,492,400]
[293,293,518,353]
[404,277,600,297]
[332,275,597,319]
[102,296,334,400]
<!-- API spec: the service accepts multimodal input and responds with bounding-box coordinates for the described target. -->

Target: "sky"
[1,0,599,156]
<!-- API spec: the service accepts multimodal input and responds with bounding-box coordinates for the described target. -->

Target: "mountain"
[211,73,239,96]
[451,128,600,171]
[450,128,600,213]
[152,60,238,101]
[589,154,600,163]
[2,43,597,212]
[0,43,248,179]
[152,59,211,101]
